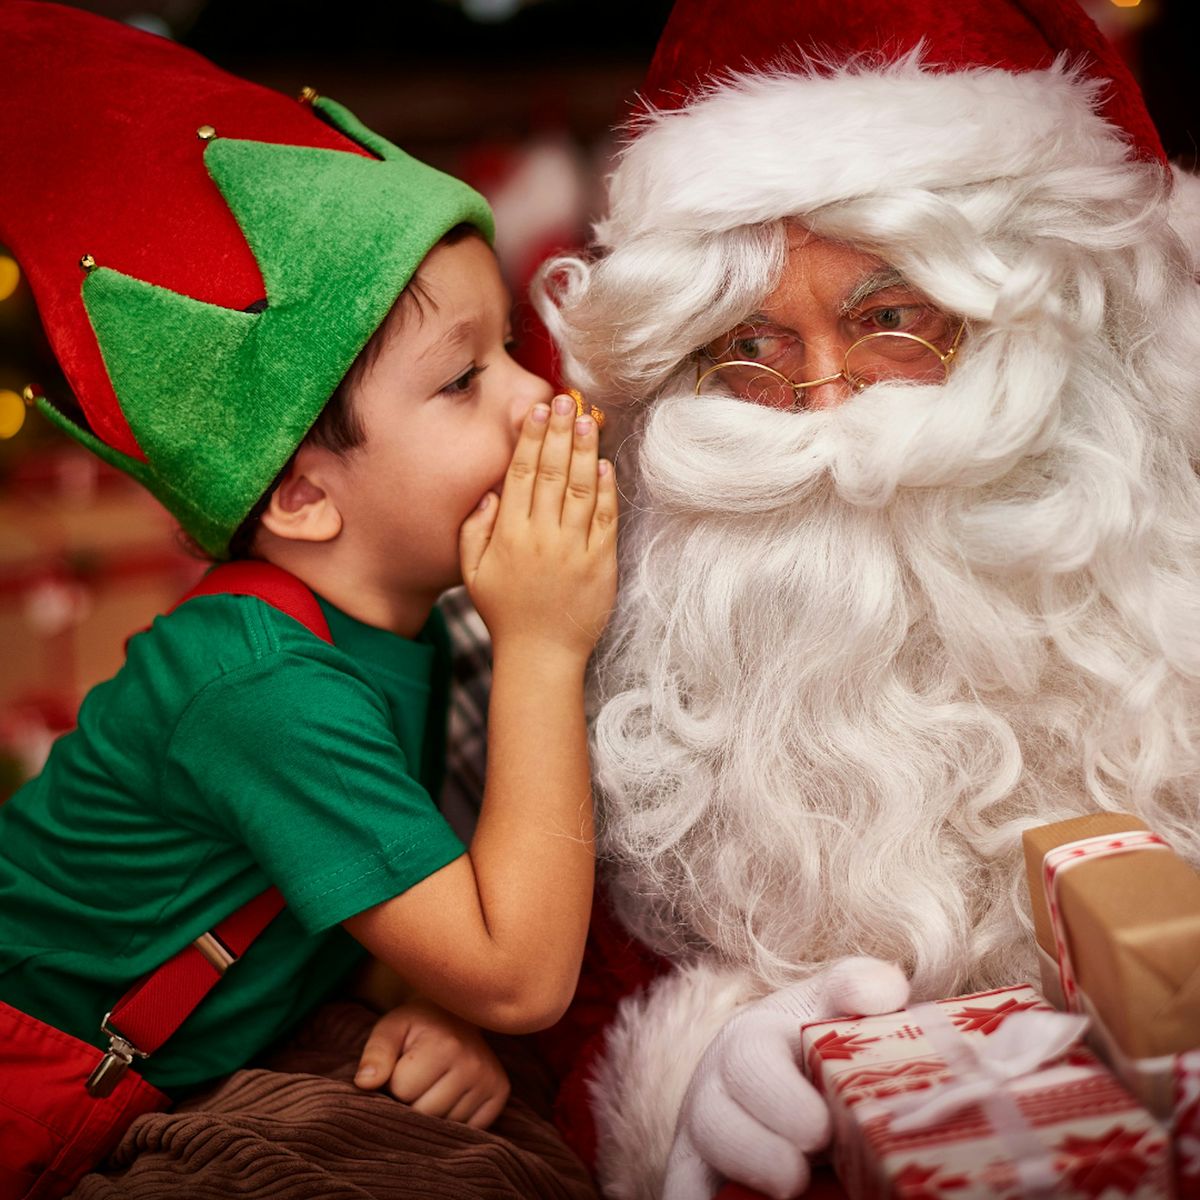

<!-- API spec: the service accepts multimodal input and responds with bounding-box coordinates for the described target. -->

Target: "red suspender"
[87,562,331,1096]
[174,560,332,643]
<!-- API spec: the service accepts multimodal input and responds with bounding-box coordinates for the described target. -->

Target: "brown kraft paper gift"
[1022,811,1200,1117]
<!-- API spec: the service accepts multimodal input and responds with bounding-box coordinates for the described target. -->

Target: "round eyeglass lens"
[843,331,952,390]
[698,307,961,403]
[697,362,795,407]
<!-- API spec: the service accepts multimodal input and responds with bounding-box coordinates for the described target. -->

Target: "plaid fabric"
[437,587,492,842]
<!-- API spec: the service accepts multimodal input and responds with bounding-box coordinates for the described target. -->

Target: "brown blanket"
[69,1002,600,1199]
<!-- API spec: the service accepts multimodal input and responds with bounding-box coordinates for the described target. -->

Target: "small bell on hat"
[0,1,494,558]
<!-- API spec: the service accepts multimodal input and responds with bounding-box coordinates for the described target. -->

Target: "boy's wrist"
[490,635,590,682]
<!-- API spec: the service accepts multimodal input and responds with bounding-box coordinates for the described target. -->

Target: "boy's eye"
[441,364,484,397]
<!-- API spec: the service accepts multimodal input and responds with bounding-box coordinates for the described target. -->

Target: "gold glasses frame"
[695,320,968,408]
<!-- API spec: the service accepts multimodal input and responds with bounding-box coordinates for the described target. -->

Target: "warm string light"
[0,254,21,303]
[0,389,26,439]
[1,256,28,438]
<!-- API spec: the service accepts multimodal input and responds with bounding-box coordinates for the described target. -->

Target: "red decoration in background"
[1,442,204,794]
[0,690,77,787]
[458,134,593,392]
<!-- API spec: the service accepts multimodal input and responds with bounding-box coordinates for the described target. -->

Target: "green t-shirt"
[0,591,467,1093]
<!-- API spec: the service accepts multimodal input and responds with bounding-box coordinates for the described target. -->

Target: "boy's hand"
[460,394,618,662]
[353,996,511,1129]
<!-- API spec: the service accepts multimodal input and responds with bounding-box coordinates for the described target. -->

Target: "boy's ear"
[258,445,344,544]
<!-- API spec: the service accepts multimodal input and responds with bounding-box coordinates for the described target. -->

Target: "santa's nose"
[796,341,854,411]
[802,376,853,410]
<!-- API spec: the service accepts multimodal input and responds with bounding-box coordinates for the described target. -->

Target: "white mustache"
[637,327,1077,528]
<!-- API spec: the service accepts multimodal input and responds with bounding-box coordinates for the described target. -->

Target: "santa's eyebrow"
[714,267,914,348]
[840,268,909,314]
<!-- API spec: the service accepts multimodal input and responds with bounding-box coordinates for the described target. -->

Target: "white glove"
[662,956,909,1200]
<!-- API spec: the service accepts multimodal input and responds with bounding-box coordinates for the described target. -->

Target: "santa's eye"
[733,335,765,358]
[849,302,952,344]
[714,327,793,367]
[872,306,907,330]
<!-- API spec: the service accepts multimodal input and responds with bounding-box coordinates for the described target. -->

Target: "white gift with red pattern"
[799,984,1170,1199]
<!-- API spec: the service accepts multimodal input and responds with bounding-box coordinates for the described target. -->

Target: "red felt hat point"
[0,1,370,461]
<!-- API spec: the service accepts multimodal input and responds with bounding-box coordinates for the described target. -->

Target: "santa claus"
[533,1,1200,1197]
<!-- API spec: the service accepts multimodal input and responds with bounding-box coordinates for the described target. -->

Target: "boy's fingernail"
[476,493,491,511]
[575,416,593,436]
[554,394,574,416]
[599,459,612,476]
[356,1066,376,1083]
[531,403,550,423]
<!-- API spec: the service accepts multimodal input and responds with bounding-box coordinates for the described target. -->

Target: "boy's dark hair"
[220,368,366,560]
[212,222,479,562]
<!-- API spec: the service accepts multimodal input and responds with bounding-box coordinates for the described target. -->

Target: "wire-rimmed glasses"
[695,312,966,410]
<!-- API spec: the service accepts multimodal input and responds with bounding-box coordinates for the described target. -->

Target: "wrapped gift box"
[1022,812,1200,1192]
[799,984,1169,1199]
[1021,813,1200,1116]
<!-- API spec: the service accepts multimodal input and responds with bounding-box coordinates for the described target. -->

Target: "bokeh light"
[0,389,27,439]
[0,255,21,303]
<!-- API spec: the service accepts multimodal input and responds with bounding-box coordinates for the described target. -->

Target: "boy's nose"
[511,367,554,433]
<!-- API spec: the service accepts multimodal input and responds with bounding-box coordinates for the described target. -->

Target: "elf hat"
[598,0,1171,250]
[0,1,493,558]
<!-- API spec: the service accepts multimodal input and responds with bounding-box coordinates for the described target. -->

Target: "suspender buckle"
[192,930,236,974]
[86,1013,149,1098]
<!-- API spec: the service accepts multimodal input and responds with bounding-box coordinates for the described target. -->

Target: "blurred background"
[0,0,1195,796]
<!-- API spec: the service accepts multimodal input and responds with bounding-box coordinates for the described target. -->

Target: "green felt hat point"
[76,96,493,558]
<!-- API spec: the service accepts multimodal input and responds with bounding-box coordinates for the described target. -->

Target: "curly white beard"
[590,339,1200,1004]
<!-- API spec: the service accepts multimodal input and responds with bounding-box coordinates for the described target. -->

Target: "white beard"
[590,341,1200,1004]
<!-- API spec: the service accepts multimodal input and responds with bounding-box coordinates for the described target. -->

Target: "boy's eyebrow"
[418,318,476,361]
[416,297,516,361]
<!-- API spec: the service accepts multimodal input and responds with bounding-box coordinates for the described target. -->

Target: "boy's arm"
[344,396,616,1035]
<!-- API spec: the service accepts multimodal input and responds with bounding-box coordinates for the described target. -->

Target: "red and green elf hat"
[0,1,493,557]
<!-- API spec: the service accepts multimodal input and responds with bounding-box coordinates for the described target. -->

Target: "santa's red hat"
[594,0,1175,252]
[637,0,1164,164]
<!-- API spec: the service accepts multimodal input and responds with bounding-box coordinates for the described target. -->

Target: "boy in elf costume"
[0,4,615,1197]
